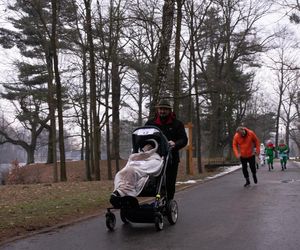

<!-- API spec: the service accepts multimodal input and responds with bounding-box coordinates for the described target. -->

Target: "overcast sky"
[0,1,299,117]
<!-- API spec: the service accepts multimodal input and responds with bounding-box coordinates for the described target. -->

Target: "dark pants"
[240,155,256,179]
[166,159,179,200]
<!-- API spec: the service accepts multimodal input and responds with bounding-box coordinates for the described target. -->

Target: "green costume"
[265,143,275,171]
[277,143,289,170]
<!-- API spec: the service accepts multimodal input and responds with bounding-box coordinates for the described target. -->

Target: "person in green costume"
[277,139,289,171]
[265,140,275,171]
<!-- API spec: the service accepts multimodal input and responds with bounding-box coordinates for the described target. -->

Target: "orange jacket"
[232,128,260,158]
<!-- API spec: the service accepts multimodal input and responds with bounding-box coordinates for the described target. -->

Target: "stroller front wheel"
[154,212,164,231]
[106,212,116,231]
[167,200,178,225]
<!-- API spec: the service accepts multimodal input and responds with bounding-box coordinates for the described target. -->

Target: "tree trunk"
[275,67,285,157]
[27,147,35,165]
[89,106,94,176]
[208,91,224,158]
[173,0,183,114]
[105,60,112,180]
[111,59,120,174]
[138,79,143,126]
[284,94,293,150]
[82,47,92,181]
[189,0,202,173]
[110,1,121,174]
[84,0,100,180]
[192,37,202,173]
[151,0,175,116]
[51,0,66,181]
[45,43,58,182]
[46,127,54,164]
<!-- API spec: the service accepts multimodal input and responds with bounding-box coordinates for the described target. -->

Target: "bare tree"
[282,81,299,146]
[51,0,67,181]
[265,27,299,153]
[110,0,125,175]
[84,0,101,180]
[0,108,48,164]
[284,72,300,154]
[150,0,176,116]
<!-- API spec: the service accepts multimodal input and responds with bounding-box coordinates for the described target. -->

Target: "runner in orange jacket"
[233,126,260,187]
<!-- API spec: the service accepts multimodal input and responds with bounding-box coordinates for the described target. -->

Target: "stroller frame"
[105,126,179,231]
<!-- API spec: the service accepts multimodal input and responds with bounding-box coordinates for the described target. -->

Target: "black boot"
[244,178,250,187]
[253,174,257,184]
[110,190,121,208]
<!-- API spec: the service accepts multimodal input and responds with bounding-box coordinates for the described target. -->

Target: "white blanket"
[113,145,163,197]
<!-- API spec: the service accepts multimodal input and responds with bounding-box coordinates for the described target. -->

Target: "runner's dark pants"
[240,155,256,179]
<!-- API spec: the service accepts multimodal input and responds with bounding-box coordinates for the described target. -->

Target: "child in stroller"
[111,138,163,198]
[106,126,179,231]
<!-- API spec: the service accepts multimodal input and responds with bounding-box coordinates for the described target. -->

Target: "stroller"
[105,125,178,231]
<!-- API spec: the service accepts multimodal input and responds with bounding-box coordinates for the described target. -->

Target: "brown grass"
[0,159,220,243]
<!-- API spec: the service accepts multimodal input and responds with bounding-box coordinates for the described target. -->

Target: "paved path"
[1,161,300,250]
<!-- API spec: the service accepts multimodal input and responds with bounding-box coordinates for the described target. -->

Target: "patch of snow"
[176,165,241,185]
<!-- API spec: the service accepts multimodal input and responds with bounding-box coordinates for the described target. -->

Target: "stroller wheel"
[154,212,164,231]
[106,212,116,231]
[120,209,129,224]
[167,200,178,225]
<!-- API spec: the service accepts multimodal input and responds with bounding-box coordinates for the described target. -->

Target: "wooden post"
[185,122,194,175]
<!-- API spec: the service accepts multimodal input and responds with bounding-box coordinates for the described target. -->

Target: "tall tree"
[51,0,67,181]
[95,0,113,179]
[61,0,92,181]
[150,0,175,116]
[84,0,101,180]
[110,0,123,174]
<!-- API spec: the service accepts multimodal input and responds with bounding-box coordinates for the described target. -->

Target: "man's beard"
[159,114,168,121]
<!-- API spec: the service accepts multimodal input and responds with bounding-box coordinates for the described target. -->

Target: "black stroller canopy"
[132,126,169,157]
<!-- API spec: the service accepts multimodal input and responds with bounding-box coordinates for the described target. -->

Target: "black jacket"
[145,115,188,163]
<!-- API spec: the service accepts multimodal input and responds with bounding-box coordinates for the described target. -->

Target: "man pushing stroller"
[106,100,187,231]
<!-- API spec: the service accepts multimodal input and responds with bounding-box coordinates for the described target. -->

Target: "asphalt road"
[1,161,300,250]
